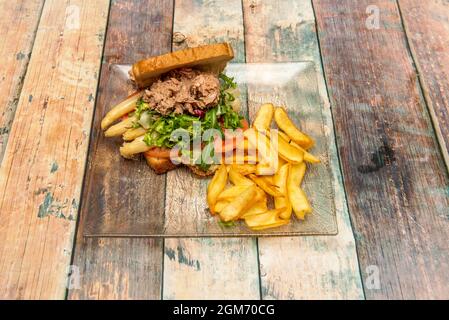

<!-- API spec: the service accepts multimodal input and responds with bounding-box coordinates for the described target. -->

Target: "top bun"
[130,43,234,88]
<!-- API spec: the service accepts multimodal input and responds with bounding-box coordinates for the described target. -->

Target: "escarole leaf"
[135,73,244,169]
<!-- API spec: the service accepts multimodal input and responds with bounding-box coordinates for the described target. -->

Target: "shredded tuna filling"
[142,68,220,116]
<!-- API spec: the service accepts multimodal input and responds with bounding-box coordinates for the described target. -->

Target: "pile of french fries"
[207,103,320,230]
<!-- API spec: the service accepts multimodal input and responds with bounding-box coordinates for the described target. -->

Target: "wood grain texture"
[163,0,260,300]
[68,0,174,300]
[314,0,449,299]
[0,0,44,162]
[0,0,109,299]
[398,0,449,170]
[243,0,364,299]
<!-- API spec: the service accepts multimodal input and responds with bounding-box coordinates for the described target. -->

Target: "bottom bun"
[187,164,218,177]
[143,153,218,177]
[144,154,178,174]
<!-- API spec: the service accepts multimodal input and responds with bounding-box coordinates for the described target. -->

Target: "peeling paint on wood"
[314,0,449,299]
[398,0,449,171]
[0,0,45,162]
[68,0,174,300]
[0,0,109,299]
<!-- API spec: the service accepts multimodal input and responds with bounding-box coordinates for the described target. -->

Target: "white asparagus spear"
[101,91,143,130]
[123,127,147,141]
[119,135,150,159]
[104,115,137,137]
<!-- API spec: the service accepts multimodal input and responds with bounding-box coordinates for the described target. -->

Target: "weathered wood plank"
[398,0,449,171]
[68,0,174,300]
[0,0,44,162]
[243,0,364,299]
[0,0,109,299]
[163,0,260,300]
[314,0,449,299]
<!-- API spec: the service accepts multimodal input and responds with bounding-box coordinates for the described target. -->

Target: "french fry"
[218,185,250,201]
[255,163,277,176]
[119,135,150,159]
[248,174,283,197]
[288,187,311,220]
[240,198,268,219]
[278,156,287,167]
[290,162,307,185]
[219,185,260,222]
[290,141,320,164]
[207,164,228,214]
[277,131,304,163]
[223,153,258,165]
[277,130,291,142]
[244,208,288,229]
[123,127,147,141]
[274,163,293,220]
[101,91,143,130]
[215,200,230,213]
[263,175,275,185]
[249,221,289,230]
[104,115,137,137]
[229,168,254,186]
[274,107,314,149]
[287,162,312,219]
[253,103,274,132]
[230,164,257,175]
[245,128,278,174]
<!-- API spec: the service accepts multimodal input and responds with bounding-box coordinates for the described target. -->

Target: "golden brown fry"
[239,198,268,219]
[288,187,311,220]
[214,200,230,213]
[245,128,278,174]
[101,91,143,130]
[287,162,312,219]
[277,131,304,163]
[290,162,307,185]
[219,185,260,222]
[244,208,287,229]
[249,221,289,230]
[290,141,320,164]
[119,136,150,159]
[278,156,287,167]
[253,103,274,132]
[230,164,257,175]
[229,168,254,186]
[274,163,293,220]
[207,164,228,214]
[218,185,250,201]
[123,127,147,141]
[274,107,314,149]
[277,130,291,142]
[248,174,283,197]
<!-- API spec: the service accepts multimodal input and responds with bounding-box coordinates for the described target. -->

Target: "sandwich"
[100,43,247,176]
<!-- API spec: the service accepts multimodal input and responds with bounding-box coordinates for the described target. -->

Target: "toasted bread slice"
[144,154,178,174]
[130,43,234,88]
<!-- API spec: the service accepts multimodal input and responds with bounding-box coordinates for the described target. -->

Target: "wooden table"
[1,0,448,300]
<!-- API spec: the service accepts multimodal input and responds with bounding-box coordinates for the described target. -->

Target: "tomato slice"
[240,119,249,131]
[144,147,172,158]
[120,113,130,121]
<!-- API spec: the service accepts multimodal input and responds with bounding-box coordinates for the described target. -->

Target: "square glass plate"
[82,62,337,237]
